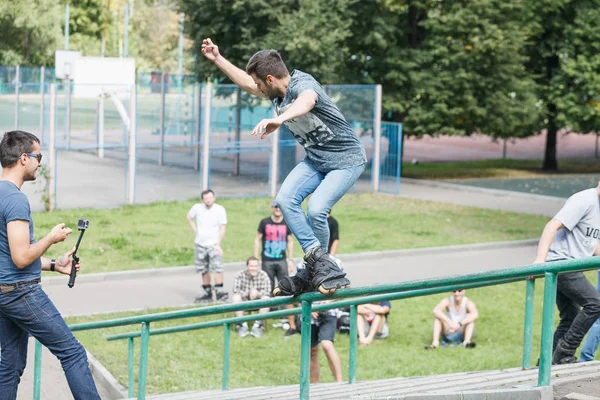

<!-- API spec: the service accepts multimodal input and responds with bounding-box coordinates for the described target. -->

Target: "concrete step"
[128,361,600,400]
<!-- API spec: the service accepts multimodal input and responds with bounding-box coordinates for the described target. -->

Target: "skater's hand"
[252,118,282,139]
[201,38,220,62]
[311,312,319,320]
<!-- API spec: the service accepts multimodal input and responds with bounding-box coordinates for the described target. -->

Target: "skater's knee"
[306,205,327,224]
[586,296,600,316]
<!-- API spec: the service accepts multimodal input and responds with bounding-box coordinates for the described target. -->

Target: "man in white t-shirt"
[187,189,228,303]
[534,182,600,364]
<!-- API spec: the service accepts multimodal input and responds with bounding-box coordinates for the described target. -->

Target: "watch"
[50,259,56,272]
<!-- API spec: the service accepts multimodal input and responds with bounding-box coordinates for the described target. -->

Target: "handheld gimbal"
[68,218,89,288]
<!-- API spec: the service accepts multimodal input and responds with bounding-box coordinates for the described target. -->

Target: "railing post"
[349,305,358,384]
[138,321,150,400]
[223,323,231,390]
[299,300,312,400]
[538,272,557,387]
[128,337,135,398]
[33,339,42,400]
[522,278,535,369]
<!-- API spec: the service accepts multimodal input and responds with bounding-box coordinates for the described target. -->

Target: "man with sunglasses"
[534,181,600,364]
[425,289,478,349]
[0,130,100,399]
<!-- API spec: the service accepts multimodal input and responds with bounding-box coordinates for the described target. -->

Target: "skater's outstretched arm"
[201,38,266,99]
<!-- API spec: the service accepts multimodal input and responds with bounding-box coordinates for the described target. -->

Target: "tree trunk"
[543,105,558,170]
[542,54,559,171]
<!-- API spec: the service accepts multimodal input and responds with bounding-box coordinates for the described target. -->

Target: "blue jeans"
[0,282,100,400]
[275,160,365,253]
[580,270,600,362]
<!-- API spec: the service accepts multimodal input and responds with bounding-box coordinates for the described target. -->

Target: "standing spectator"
[579,269,600,362]
[533,183,600,364]
[232,257,271,338]
[309,301,343,383]
[255,201,294,294]
[187,189,228,303]
[255,201,298,336]
[327,213,339,256]
[356,301,391,345]
[425,289,478,349]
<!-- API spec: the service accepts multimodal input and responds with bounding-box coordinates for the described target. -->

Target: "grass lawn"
[66,273,599,395]
[33,193,549,274]
[402,159,600,180]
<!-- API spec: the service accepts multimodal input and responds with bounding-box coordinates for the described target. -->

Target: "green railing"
[32,256,600,399]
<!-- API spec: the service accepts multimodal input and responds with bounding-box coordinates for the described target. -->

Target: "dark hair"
[0,130,40,168]
[245,50,289,80]
[246,256,259,266]
[201,189,215,199]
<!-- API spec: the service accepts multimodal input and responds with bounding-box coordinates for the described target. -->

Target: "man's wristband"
[458,321,463,327]
[50,259,56,272]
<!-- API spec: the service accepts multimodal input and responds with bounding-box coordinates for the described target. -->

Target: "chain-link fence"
[2,67,401,211]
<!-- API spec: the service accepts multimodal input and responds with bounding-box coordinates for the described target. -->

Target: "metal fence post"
[538,272,557,386]
[223,323,231,390]
[372,85,382,192]
[128,337,135,398]
[33,339,42,400]
[201,83,211,190]
[299,300,312,400]
[138,322,150,400]
[522,278,535,369]
[349,304,358,383]
[269,109,280,198]
[39,66,45,139]
[127,84,137,204]
[97,96,104,159]
[14,65,20,129]
[48,84,56,211]
[159,72,166,166]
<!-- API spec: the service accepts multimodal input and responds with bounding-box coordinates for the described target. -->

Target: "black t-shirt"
[327,215,339,251]
[257,217,291,261]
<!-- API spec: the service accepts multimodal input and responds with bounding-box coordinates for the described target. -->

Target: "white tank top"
[447,296,468,323]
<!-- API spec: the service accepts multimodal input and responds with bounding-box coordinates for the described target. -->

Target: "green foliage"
[0,0,62,65]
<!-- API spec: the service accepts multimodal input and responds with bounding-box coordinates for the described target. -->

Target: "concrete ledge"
[40,239,538,286]
[398,386,553,400]
[401,177,568,201]
[562,393,600,400]
[87,351,128,400]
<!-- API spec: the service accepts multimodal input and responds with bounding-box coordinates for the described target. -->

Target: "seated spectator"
[232,257,271,338]
[356,301,391,345]
[425,289,478,349]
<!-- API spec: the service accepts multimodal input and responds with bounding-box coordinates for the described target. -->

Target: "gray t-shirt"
[272,70,367,171]
[547,188,600,261]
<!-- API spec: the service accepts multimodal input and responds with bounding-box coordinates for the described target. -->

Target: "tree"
[67,0,106,56]
[0,0,62,65]
[524,0,600,170]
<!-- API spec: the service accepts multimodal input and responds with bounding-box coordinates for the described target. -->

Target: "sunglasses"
[272,205,279,209]
[25,153,42,163]
[452,290,463,293]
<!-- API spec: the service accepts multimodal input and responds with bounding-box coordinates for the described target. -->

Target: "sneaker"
[251,322,264,338]
[237,323,249,338]
[284,328,298,338]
